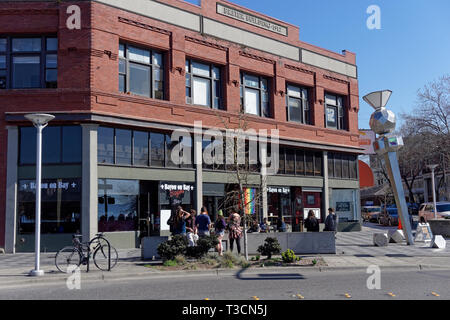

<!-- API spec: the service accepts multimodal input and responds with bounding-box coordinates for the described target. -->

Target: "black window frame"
[325,93,346,130]
[0,35,58,89]
[240,72,271,118]
[119,42,165,100]
[286,84,310,124]
[328,152,358,180]
[185,59,223,110]
[278,147,323,177]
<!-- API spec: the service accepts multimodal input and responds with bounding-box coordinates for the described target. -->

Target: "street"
[1,267,449,300]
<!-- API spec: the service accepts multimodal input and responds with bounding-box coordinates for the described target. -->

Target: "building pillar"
[81,124,98,243]
[194,122,203,214]
[260,145,268,221]
[323,151,330,219]
[5,126,18,253]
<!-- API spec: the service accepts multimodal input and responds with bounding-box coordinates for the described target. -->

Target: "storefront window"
[115,129,132,165]
[98,179,139,232]
[268,187,291,231]
[133,131,149,166]
[18,178,81,234]
[98,127,114,164]
[305,152,314,176]
[295,150,304,175]
[150,132,165,167]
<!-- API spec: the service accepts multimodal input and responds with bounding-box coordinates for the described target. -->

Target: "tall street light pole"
[25,113,55,277]
[427,164,438,219]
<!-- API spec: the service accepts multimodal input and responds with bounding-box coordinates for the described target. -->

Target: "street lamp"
[427,164,438,219]
[25,113,55,277]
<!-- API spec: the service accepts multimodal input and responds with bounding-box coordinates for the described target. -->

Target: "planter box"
[141,236,169,259]
[337,221,362,232]
[428,219,450,238]
[246,232,336,254]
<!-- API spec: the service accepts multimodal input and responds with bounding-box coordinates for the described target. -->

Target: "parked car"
[407,203,420,215]
[418,202,450,221]
[378,207,399,226]
[362,206,381,222]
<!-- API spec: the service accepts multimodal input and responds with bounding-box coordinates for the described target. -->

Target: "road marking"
[387,292,396,297]
[431,292,440,297]
[344,293,352,298]
[252,296,260,300]
[296,293,304,299]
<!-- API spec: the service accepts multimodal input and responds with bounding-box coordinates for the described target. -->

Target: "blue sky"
[191,0,450,129]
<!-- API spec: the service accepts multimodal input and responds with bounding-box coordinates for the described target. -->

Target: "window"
[328,152,358,179]
[185,59,222,109]
[0,36,57,89]
[115,129,132,165]
[286,85,310,124]
[119,43,164,99]
[295,150,304,175]
[19,126,81,165]
[240,73,270,117]
[278,147,323,177]
[133,131,149,166]
[150,132,165,167]
[325,93,345,130]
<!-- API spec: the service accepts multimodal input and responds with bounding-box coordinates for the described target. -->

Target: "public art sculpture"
[364,90,414,245]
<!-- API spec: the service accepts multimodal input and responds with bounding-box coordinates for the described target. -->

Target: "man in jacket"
[324,208,337,232]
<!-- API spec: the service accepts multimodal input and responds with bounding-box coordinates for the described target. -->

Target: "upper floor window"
[328,152,358,180]
[286,84,310,124]
[240,73,270,117]
[325,93,345,130]
[185,59,222,109]
[0,36,57,89]
[119,43,164,99]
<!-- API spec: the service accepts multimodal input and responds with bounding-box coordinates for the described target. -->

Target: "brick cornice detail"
[118,17,171,36]
[284,64,315,75]
[185,36,228,52]
[239,51,275,64]
[323,74,349,84]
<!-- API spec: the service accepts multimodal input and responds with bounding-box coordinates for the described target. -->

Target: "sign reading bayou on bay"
[217,3,288,36]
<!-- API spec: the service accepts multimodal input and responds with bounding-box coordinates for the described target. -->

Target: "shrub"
[186,235,219,259]
[157,235,188,261]
[257,237,281,259]
[163,259,177,267]
[174,254,186,265]
[281,249,300,263]
[312,259,318,266]
[217,251,240,268]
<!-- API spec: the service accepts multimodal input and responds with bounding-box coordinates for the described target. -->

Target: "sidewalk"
[1,224,449,286]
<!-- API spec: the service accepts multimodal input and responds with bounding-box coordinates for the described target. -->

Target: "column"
[194,121,203,214]
[5,126,18,253]
[323,151,329,219]
[260,145,268,220]
[81,124,98,243]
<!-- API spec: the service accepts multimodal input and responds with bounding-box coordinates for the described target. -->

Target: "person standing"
[324,207,337,232]
[304,210,319,232]
[173,206,190,236]
[196,206,212,237]
[260,218,269,233]
[214,210,226,256]
[277,217,287,232]
[186,209,197,247]
[227,211,242,255]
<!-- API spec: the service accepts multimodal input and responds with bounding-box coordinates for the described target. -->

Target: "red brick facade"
[0,0,360,248]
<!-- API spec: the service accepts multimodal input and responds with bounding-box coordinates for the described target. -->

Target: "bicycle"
[55,233,118,273]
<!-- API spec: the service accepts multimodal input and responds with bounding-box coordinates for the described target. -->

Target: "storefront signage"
[217,3,288,36]
[268,187,290,194]
[160,183,194,191]
[336,202,351,212]
[19,180,79,191]
[359,130,376,155]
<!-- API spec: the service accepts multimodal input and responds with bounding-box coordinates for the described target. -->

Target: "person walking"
[173,206,190,236]
[214,210,226,256]
[186,209,197,247]
[304,210,319,232]
[227,211,242,255]
[324,207,337,232]
[196,206,212,237]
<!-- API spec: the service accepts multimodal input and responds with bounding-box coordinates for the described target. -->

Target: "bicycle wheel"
[93,244,118,271]
[55,246,82,273]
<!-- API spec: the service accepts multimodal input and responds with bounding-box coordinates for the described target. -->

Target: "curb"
[1,263,450,288]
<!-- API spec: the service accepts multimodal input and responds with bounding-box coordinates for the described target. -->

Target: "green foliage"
[257,237,281,259]
[312,259,318,265]
[250,255,261,261]
[186,235,219,259]
[281,249,300,263]
[163,259,177,267]
[217,251,245,268]
[157,235,188,261]
[174,254,186,265]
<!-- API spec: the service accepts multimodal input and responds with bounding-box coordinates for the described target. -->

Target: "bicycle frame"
[72,234,113,272]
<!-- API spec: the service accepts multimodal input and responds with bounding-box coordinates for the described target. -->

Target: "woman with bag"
[227,211,242,255]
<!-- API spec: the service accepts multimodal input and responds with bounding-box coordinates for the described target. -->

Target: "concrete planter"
[337,221,362,232]
[428,219,450,238]
[245,232,336,254]
[141,236,169,259]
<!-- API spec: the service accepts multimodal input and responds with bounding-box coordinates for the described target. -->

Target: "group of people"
[168,206,338,256]
[168,206,243,256]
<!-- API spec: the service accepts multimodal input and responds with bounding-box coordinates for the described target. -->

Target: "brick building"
[1,0,362,252]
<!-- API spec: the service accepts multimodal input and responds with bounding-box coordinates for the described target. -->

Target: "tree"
[401,74,450,201]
